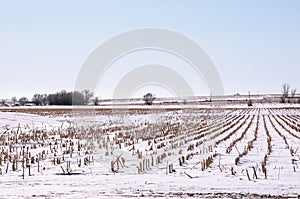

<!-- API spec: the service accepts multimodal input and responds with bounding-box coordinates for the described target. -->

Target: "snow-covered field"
[0,105,300,198]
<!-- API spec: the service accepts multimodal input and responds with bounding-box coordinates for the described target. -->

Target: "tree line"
[1,91,156,106]
[1,90,94,106]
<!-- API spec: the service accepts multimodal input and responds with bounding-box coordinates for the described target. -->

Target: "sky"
[0,1,300,99]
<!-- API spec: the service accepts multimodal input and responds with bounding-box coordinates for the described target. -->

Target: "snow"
[1,171,299,198]
[0,111,60,130]
[0,104,300,198]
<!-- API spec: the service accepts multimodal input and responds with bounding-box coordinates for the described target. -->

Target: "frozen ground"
[2,170,299,198]
[0,105,300,198]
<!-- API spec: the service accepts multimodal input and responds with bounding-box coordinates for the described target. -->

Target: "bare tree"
[1,99,5,106]
[12,97,17,105]
[282,83,290,98]
[19,97,28,106]
[41,94,48,105]
[281,83,290,103]
[82,90,94,105]
[291,88,297,98]
[32,94,43,106]
[143,93,156,105]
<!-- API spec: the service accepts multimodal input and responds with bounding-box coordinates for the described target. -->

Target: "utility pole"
[248,91,253,106]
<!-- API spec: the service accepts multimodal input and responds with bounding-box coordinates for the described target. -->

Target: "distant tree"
[282,84,290,98]
[72,91,85,105]
[143,93,155,105]
[82,90,93,105]
[32,94,45,106]
[1,99,5,106]
[47,94,56,105]
[47,90,76,105]
[41,94,48,105]
[94,96,100,105]
[59,90,72,105]
[19,97,28,106]
[281,83,290,103]
[291,88,297,98]
[12,97,17,105]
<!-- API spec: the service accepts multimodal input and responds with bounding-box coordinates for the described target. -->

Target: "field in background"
[0,101,300,198]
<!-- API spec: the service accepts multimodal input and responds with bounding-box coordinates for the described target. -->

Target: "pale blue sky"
[0,1,300,99]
